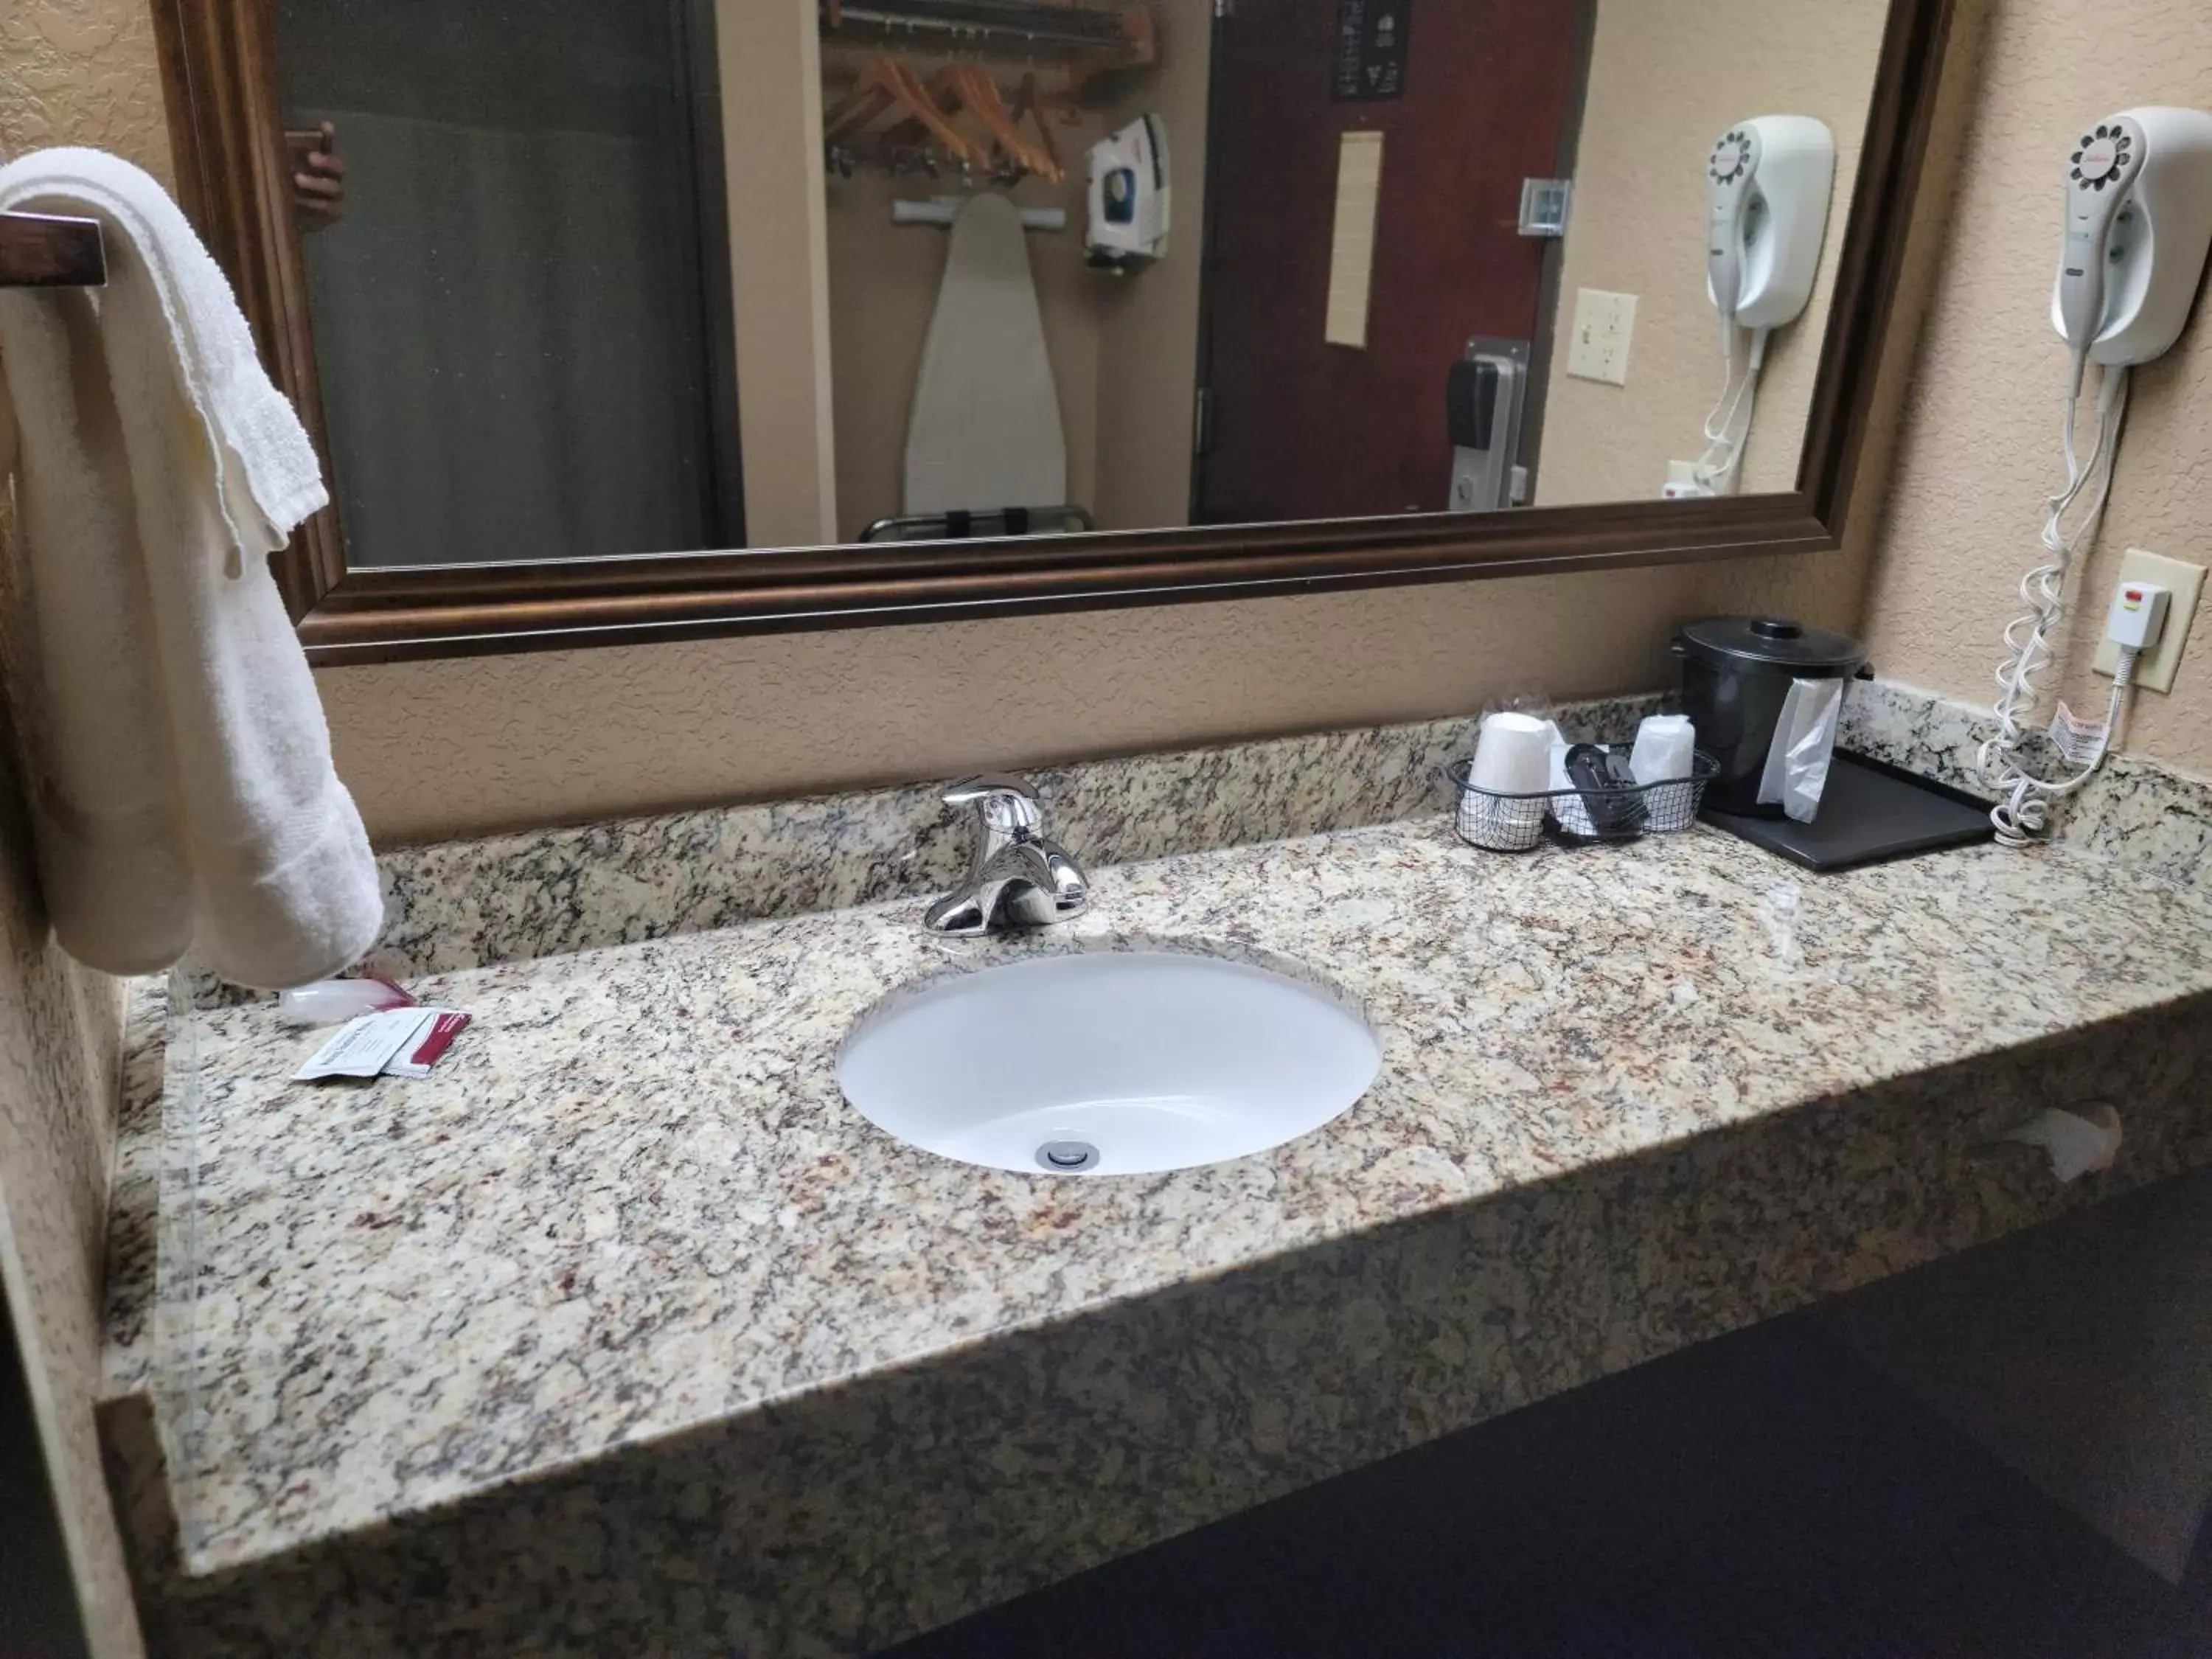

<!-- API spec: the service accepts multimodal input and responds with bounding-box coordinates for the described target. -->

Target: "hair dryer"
[1705,115,1836,336]
[2050,106,2212,366]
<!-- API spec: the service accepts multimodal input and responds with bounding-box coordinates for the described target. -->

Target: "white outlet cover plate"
[2093,548,2205,692]
[1566,288,1635,386]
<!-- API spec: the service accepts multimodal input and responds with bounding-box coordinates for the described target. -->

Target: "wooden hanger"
[823,56,899,146]
[1009,72,1064,183]
[933,64,1063,184]
[824,55,990,170]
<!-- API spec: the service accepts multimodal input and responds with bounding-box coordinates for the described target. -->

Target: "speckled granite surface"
[1840,676,2212,889]
[109,804,2212,1658]
[174,679,2201,1010]
[347,695,1661,984]
[1838,675,2003,795]
[98,977,166,1399]
[2067,750,2212,885]
[347,677,2207,989]
[354,676,2205,986]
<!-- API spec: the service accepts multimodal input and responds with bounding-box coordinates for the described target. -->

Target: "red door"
[1197,0,1586,523]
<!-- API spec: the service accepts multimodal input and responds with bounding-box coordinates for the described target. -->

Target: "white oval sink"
[838,951,1381,1175]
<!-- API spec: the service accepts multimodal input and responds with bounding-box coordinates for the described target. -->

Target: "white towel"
[0,149,381,988]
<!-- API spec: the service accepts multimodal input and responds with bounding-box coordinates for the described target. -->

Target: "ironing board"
[903,193,1067,518]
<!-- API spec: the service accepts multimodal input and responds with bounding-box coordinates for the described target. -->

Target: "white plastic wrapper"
[1756,677,1844,823]
[2006,1105,2122,1183]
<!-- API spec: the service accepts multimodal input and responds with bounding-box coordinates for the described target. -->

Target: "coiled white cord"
[1978,354,2134,846]
[1696,326,1771,493]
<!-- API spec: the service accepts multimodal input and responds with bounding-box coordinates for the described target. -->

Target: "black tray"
[1698,751,1994,872]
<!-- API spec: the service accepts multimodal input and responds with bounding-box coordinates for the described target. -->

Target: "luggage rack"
[860,504,1095,542]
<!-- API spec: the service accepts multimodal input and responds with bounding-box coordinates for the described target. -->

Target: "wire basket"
[1444,749,1720,852]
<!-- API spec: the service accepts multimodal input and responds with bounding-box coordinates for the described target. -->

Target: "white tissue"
[2006,1105,2122,1182]
[1756,678,1844,823]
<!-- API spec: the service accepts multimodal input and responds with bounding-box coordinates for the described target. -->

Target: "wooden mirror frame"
[152,0,1956,667]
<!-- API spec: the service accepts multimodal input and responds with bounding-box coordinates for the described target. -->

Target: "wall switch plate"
[1566,288,1635,386]
[2093,548,2204,692]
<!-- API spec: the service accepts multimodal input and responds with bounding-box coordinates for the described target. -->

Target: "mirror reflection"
[271,0,1891,569]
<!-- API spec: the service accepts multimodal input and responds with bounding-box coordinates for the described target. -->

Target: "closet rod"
[827,0,1141,58]
[0,212,107,289]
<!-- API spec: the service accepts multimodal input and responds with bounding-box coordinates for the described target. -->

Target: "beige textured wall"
[1536,0,1891,506]
[1860,0,2212,776]
[0,0,170,175]
[1092,0,1211,532]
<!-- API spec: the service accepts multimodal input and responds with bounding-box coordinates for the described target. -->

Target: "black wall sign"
[1335,0,1410,101]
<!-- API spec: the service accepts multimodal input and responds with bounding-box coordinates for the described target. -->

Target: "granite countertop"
[128,807,2212,1604]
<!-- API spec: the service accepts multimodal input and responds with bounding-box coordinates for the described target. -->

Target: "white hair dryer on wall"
[1982,105,2212,846]
[1705,116,1836,339]
[1683,115,1836,497]
[2050,106,2212,364]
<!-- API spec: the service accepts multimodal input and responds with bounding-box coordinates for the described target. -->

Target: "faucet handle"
[942,773,1042,833]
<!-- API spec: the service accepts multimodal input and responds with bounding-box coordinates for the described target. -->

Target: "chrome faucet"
[925,774,1089,936]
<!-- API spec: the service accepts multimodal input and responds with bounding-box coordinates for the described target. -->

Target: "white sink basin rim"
[836,950,1382,1175]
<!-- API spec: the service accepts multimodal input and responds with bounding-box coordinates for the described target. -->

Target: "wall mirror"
[153,0,1955,661]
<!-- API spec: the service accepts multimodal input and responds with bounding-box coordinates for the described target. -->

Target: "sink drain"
[1035,1139,1101,1172]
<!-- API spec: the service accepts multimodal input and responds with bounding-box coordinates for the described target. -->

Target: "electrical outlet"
[1565,288,1635,386]
[1662,460,1712,499]
[2093,548,2204,692]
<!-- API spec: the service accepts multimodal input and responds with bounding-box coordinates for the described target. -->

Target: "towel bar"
[0,210,108,289]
